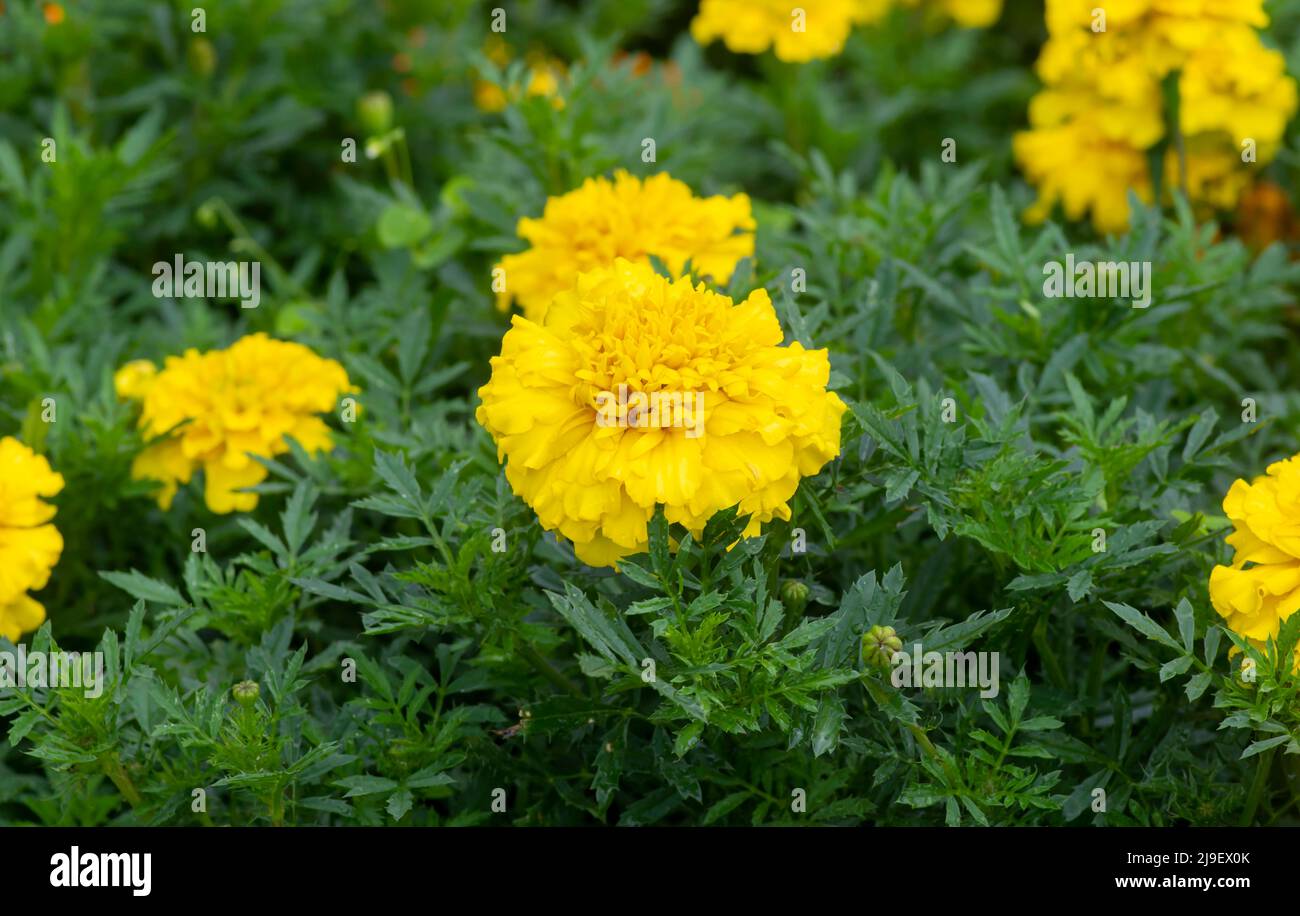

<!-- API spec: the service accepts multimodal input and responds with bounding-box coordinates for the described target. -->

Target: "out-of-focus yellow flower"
[690,0,1002,60]
[42,3,64,25]
[116,334,353,514]
[1210,456,1300,667]
[1179,28,1297,155]
[495,171,755,323]
[0,437,64,642]
[691,0,861,61]
[1017,0,1296,232]
[1014,115,1152,235]
[1164,142,1252,213]
[476,259,846,567]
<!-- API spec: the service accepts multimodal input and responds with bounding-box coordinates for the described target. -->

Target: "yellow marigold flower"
[1045,0,1267,39]
[118,334,353,514]
[1020,0,1296,231]
[495,171,755,323]
[1209,456,1300,656]
[1014,116,1152,235]
[691,0,860,62]
[0,437,64,642]
[1164,141,1252,213]
[477,259,846,568]
[1179,28,1297,153]
[1148,0,1269,56]
[1034,31,1164,138]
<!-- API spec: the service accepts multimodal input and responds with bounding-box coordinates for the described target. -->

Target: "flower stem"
[101,752,143,809]
[1241,745,1275,826]
[518,640,582,697]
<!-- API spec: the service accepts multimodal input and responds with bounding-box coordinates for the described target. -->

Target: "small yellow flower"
[0,437,64,641]
[495,171,755,323]
[473,38,566,113]
[476,259,845,568]
[117,334,353,514]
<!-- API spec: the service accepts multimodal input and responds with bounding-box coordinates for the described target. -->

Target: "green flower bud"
[187,38,217,78]
[780,579,810,614]
[232,680,260,707]
[195,200,219,230]
[861,625,902,669]
[357,90,394,136]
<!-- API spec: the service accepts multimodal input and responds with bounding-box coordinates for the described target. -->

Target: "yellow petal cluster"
[1015,0,1297,233]
[1209,456,1300,658]
[495,171,755,324]
[690,0,1002,61]
[116,333,353,514]
[476,259,846,568]
[0,437,64,641]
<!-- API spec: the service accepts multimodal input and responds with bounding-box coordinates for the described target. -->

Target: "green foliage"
[5,0,1300,827]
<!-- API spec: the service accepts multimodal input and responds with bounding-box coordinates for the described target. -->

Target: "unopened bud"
[232,680,260,707]
[780,580,810,614]
[357,90,394,136]
[861,625,902,669]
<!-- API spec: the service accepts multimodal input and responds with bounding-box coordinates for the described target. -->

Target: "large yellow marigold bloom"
[691,0,861,62]
[0,438,64,641]
[1209,456,1300,646]
[116,334,353,514]
[476,259,846,567]
[495,171,755,324]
